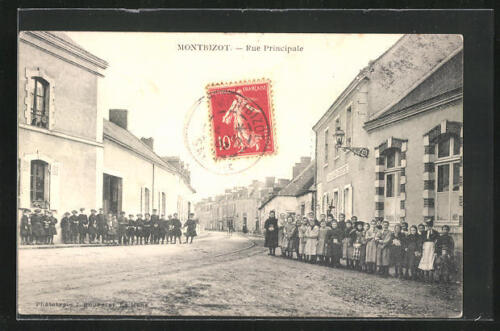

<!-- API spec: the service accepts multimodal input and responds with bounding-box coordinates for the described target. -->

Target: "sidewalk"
[19,232,210,249]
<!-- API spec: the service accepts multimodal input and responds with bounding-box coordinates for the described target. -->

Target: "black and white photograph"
[16,25,468,318]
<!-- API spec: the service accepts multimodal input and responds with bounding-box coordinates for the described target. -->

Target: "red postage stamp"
[206,79,275,160]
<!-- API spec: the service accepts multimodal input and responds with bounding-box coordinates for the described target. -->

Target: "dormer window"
[31,77,50,129]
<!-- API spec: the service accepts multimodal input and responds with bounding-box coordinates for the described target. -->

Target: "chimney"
[300,156,312,165]
[265,176,275,188]
[141,137,154,150]
[109,109,128,130]
[278,178,291,188]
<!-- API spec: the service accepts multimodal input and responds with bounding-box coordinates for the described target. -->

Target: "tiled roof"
[258,161,315,209]
[366,49,463,123]
[277,162,315,197]
[103,119,196,193]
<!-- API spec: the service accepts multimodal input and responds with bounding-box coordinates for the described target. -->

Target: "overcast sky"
[67,32,402,200]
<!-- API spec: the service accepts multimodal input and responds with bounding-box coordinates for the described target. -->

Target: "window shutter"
[49,163,60,211]
[140,187,143,213]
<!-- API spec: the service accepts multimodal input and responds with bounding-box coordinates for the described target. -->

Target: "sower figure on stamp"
[88,209,98,244]
[171,213,182,244]
[221,89,263,152]
[96,208,106,243]
[78,208,88,244]
[183,213,198,244]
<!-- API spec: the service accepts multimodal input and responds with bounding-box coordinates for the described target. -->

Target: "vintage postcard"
[17,30,463,318]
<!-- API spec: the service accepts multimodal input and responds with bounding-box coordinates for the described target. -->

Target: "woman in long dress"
[364,220,378,273]
[264,211,279,256]
[288,217,300,259]
[304,219,319,263]
[282,215,295,258]
[376,220,393,276]
[316,220,330,265]
[325,218,343,267]
[298,218,308,261]
[418,218,439,282]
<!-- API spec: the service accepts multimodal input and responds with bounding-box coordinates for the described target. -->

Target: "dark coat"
[135,219,144,236]
[184,219,197,237]
[405,233,423,268]
[171,218,182,237]
[326,227,343,258]
[31,214,45,237]
[159,218,168,235]
[264,217,279,248]
[20,215,31,236]
[96,213,106,233]
[390,232,405,266]
[88,214,98,235]
[48,217,58,235]
[436,234,455,256]
[69,215,79,233]
[78,214,89,233]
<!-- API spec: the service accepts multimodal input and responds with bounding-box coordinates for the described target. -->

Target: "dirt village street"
[18,232,461,318]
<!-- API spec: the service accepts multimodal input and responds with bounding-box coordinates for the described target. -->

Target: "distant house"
[259,160,315,221]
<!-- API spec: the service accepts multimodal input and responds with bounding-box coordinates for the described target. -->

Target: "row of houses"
[195,34,463,253]
[18,31,195,243]
[195,157,315,233]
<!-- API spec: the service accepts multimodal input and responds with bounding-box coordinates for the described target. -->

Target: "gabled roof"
[258,161,315,209]
[364,48,463,130]
[103,119,196,193]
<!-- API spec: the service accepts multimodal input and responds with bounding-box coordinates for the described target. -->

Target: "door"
[103,174,122,215]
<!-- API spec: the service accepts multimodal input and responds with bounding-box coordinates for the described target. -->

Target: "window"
[162,192,166,215]
[324,129,329,163]
[144,188,150,214]
[333,190,339,218]
[30,160,49,206]
[343,186,352,219]
[346,106,352,146]
[435,135,461,222]
[31,77,50,128]
[383,148,402,223]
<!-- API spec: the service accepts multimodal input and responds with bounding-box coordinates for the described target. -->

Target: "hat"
[80,208,85,211]
[64,212,70,216]
[354,221,364,228]
[424,217,434,227]
[72,210,78,214]
[129,214,134,217]
[91,209,97,212]
[136,213,142,217]
[120,211,126,215]
[23,208,31,213]
[34,209,41,213]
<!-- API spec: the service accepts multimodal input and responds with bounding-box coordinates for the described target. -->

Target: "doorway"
[103,173,122,215]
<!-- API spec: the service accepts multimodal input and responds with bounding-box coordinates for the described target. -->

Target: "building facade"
[18,32,195,243]
[18,31,107,224]
[313,34,463,251]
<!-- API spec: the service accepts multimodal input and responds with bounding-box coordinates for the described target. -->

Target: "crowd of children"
[19,208,199,246]
[263,210,458,284]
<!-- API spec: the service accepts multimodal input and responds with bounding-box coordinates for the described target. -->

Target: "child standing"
[365,220,377,273]
[351,221,365,271]
[326,219,343,267]
[342,220,353,268]
[390,224,405,278]
[404,225,422,280]
[434,225,456,283]
[316,220,330,265]
[376,220,392,276]
[304,218,319,263]
[298,218,309,261]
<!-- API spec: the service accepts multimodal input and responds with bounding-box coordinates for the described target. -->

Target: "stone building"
[18,32,195,242]
[258,159,315,220]
[313,34,463,251]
